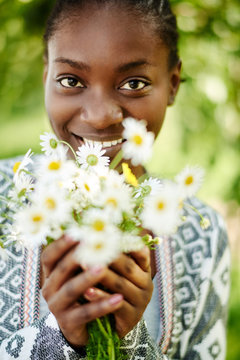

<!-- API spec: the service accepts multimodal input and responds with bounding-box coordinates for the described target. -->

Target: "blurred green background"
[0,0,239,358]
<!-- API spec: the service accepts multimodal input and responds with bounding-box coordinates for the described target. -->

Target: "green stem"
[59,140,78,162]
[108,337,115,360]
[96,318,109,339]
[21,169,35,177]
[109,150,123,170]
[184,202,204,221]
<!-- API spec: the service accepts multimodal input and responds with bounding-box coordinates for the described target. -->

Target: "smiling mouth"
[73,134,125,149]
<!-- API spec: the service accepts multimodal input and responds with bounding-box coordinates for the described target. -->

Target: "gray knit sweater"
[0,157,230,359]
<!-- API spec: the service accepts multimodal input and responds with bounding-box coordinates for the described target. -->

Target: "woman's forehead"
[47,5,168,70]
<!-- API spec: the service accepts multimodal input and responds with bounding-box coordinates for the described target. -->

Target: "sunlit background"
[0,0,239,358]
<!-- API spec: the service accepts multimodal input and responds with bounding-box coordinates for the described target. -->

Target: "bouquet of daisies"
[0,117,209,359]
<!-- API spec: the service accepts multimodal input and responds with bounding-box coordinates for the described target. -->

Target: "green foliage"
[227,263,240,360]
[87,315,124,360]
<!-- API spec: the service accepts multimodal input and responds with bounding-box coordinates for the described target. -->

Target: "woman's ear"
[168,60,182,106]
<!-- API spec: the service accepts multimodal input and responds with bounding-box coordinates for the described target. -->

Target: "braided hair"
[44,0,179,69]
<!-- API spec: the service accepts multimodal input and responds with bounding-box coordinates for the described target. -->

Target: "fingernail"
[90,265,104,275]
[85,287,96,297]
[109,294,123,305]
[65,235,76,243]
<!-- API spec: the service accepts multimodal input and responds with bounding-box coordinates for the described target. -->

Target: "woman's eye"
[120,80,148,91]
[59,77,84,88]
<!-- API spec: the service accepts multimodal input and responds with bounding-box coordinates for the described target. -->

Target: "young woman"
[0,0,230,359]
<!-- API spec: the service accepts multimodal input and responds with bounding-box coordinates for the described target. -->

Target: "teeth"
[82,137,123,148]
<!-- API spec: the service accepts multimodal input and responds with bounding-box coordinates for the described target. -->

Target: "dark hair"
[44,0,179,69]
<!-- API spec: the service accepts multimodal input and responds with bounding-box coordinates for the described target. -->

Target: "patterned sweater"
[0,157,230,359]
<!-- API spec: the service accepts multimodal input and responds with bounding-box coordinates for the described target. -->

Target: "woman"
[0,0,230,358]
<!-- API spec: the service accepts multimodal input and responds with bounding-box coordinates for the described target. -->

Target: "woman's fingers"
[66,293,124,326]
[129,246,151,272]
[84,287,109,301]
[100,268,143,305]
[41,235,78,278]
[55,287,124,348]
[43,245,85,297]
[44,265,105,309]
[109,252,150,289]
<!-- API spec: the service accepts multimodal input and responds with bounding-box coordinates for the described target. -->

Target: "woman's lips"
[72,134,126,158]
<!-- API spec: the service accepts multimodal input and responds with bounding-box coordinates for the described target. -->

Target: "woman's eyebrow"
[54,57,154,73]
[54,57,91,72]
[115,60,154,73]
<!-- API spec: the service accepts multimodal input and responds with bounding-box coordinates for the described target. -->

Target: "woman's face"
[44,5,181,162]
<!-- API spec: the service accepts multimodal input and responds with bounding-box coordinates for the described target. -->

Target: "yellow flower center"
[48,161,61,171]
[179,200,184,209]
[106,198,118,208]
[13,161,21,174]
[157,201,165,211]
[185,175,193,186]
[93,220,105,232]
[94,242,104,251]
[32,214,43,223]
[84,183,90,192]
[45,198,56,210]
[132,134,143,145]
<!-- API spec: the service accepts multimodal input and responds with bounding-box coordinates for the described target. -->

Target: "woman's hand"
[41,236,124,348]
[84,247,153,338]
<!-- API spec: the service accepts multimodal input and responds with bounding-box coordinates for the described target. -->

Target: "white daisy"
[32,183,72,225]
[47,225,65,241]
[120,233,144,253]
[81,208,115,234]
[95,184,133,223]
[8,172,34,205]
[14,205,49,248]
[14,171,34,192]
[6,224,26,252]
[134,177,162,199]
[101,169,125,190]
[37,156,77,184]
[13,149,33,181]
[65,224,83,242]
[92,165,110,181]
[76,142,110,170]
[61,167,86,193]
[69,207,120,243]
[74,169,101,204]
[141,181,181,237]
[69,188,88,212]
[40,132,60,156]
[122,117,154,166]
[74,230,120,267]
[175,165,205,199]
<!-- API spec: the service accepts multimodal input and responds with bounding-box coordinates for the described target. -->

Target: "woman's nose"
[79,93,123,129]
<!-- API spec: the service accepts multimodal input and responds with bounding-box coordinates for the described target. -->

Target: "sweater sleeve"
[0,312,87,360]
[0,159,87,359]
[120,203,230,360]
